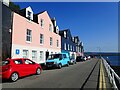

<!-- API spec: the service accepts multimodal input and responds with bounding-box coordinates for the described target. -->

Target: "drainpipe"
[9,12,13,59]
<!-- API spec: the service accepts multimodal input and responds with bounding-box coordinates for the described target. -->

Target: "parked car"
[2,58,42,82]
[83,56,87,61]
[87,56,91,60]
[46,53,70,69]
[69,58,76,65]
[76,56,85,62]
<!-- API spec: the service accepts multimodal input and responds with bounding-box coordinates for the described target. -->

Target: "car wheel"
[10,72,19,82]
[36,68,41,75]
[75,61,77,64]
[58,64,62,69]
[67,62,69,67]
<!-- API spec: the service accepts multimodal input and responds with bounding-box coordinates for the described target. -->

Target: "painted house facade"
[11,6,61,64]
[73,36,84,57]
[1,1,84,63]
[59,29,76,59]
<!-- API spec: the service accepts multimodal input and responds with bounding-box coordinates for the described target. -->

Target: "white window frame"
[26,29,32,42]
[71,45,72,51]
[64,43,66,50]
[75,39,77,43]
[27,11,32,20]
[64,31,66,38]
[50,37,53,46]
[49,24,52,32]
[23,50,29,58]
[32,51,37,61]
[26,7,33,20]
[76,46,78,52]
[40,34,44,45]
[39,51,44,61]
[57,40,59,47]
[40,19,44,28]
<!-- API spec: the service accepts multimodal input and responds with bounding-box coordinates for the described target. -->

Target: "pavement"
[1,58,112,89]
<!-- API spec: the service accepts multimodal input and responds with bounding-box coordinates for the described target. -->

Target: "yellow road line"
[99,60,103,90]
[101,60,106,89]
[99,60,106,90]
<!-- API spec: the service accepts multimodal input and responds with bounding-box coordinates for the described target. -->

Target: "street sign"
[16,49,20,55]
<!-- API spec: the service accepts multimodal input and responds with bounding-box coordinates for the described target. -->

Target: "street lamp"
[97,47,101,58]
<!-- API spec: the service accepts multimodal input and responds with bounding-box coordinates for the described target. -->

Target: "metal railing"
[102,57,120,90]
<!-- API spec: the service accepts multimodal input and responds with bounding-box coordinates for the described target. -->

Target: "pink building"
[11,6,61,64]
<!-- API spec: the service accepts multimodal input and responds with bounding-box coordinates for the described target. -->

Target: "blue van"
[46,53,70,69]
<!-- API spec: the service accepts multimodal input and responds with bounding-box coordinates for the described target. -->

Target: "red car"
[2,58,42,82]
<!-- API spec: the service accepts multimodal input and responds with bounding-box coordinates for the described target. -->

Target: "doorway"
[46,51,49,60]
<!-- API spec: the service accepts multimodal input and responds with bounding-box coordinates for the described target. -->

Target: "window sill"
[40,44,44,46]
[26,41,31,44]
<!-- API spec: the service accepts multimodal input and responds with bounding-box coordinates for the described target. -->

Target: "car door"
[62,54,66,66]
[13,59,26,77]
[23,59,36,75]
[58,54,63,66]
[62,54,67,66]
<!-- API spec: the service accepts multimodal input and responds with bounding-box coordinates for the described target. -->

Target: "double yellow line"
[99,60,106,90]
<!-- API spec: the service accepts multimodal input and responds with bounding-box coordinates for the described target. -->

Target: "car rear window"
[2,60,10,66]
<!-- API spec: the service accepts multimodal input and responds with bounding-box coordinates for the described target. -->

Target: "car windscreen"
[2,60,10,66]
[47,54,61,60]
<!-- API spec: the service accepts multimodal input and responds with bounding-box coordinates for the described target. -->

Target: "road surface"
[2,58,100,88]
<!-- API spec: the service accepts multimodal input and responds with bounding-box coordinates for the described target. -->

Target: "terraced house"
[59,29,77,59]
[1,1,84,63]
[12,7,61,64]
[2,1,61,64]
[73,36,84,57]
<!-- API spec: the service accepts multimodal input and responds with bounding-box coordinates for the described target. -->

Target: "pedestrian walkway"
[81,58,112,89]
[99,59,112,90]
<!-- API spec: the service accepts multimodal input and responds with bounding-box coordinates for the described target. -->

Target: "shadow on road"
[2,74,41,83]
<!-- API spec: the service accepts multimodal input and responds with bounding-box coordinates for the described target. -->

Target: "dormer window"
[27,11,31,20]
[75,39,77,43]
[64,31,66,38]
[56,26,59,34]
[26,6,33,20]
[72,38,74,42]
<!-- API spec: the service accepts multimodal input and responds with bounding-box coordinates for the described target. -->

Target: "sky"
[14,2,118,52]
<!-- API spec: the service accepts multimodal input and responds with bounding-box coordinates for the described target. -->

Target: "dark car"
[76,56,85,62]
[69,58,76,65]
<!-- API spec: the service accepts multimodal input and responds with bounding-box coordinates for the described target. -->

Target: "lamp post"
[97,47,101,59]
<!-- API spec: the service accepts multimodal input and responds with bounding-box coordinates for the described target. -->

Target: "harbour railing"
[102,57,120,90]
